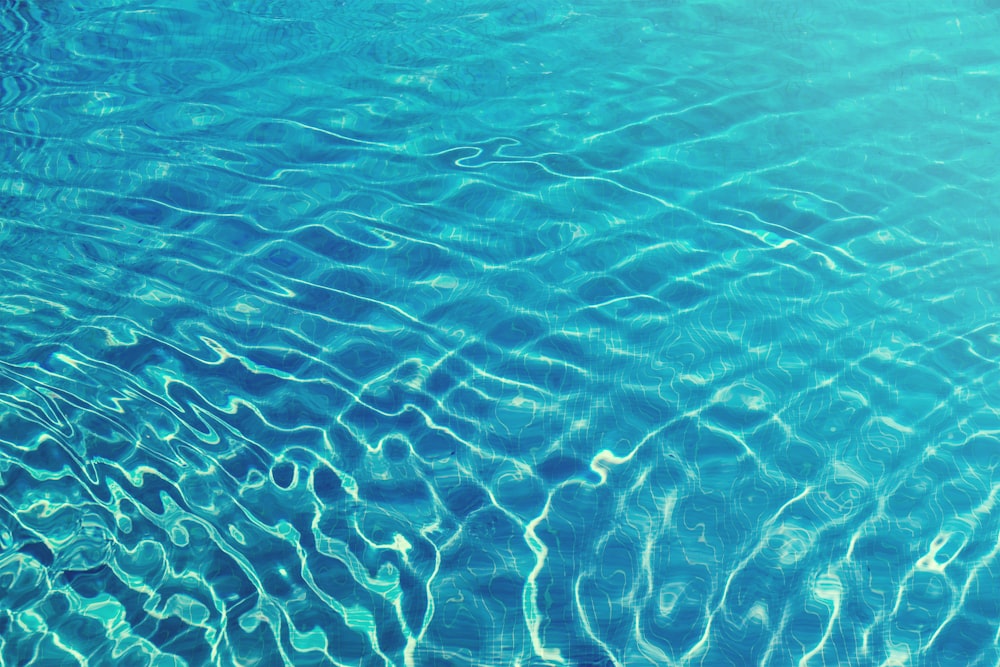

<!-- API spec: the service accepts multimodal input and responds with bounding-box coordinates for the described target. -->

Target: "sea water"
[1,0,999,665]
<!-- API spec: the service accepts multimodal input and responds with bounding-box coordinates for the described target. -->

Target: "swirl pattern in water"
[2,0,1000,665]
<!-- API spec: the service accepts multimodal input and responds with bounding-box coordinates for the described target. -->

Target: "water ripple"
[2,0,1000,666]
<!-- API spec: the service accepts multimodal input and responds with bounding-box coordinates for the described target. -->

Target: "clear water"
[2,0,999,665]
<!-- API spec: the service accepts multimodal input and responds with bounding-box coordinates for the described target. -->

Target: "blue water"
[2,1,1000,665]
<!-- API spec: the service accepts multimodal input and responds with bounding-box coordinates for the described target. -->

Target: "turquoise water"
[2,0,1000,665]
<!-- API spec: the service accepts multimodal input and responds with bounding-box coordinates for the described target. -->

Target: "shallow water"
[2,1,1000,665]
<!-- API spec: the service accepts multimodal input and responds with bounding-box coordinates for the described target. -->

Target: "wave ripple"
[2,0,1000,666]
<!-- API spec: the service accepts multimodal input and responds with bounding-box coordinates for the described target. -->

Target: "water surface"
[2,1,1000,665]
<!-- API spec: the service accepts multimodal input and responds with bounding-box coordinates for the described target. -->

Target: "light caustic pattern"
[1,0,1000,666]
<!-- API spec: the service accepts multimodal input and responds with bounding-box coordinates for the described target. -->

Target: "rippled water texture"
[2,1,1000,665]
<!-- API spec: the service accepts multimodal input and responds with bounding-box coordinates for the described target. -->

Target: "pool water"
[2,1,1000,665]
